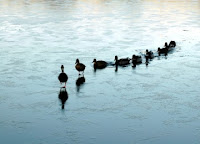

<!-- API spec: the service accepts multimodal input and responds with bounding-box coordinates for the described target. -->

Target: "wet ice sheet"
[0,0,200,143]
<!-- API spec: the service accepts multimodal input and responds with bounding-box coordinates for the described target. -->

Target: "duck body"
[132,55,142,67]
[115,56,130,66]
[118,58,130,66]
[58,65,68,86]
[58,73,68,83]
[132,55,142,64]
[93,59,107,69]
[158,47,168,56]
[145,49,154,63]
[75,63,86,72]
[75,59,86,74]
[169,41,176,47]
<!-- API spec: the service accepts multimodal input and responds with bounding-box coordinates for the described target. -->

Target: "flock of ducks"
[58,41,176,87]
[57,40,176,109]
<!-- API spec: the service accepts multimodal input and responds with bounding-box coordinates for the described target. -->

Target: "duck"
[93,59,107,70]
[132,55,142,67]
[157,47,168,56]
[115,56,130,66]
[75,59,86,75]
[169,41,176,47]
[145,49,154,63]
[58,65,68,87]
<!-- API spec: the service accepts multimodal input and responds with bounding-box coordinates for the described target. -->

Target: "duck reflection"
[115,64,118,72]
[76,76,86,92]
[58,87,68,109]
[76,76,85,86]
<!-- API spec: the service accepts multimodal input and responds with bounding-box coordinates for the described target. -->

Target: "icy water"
[1,0,200,143]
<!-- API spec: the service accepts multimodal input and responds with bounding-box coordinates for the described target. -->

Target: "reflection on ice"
[58,87,68,109]
[0,0,200,144]
[76,76,86,92]
[76,76,85,86]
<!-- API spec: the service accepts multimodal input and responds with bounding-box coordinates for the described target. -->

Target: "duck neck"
[115,60,118,65]
[115,56,118,65]
[76,59,79,64]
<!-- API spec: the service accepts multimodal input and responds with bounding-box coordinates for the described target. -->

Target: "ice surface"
[0,0,200,144]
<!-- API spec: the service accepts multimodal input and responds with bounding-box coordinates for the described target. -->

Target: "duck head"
[115,56,118,61]
[61,65,64,72]
[93,59,97,63]
[165,42,168,47]
[75,59,79,64]
[114,56,118,65]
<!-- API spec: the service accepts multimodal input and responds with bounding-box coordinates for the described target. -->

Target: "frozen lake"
[0,0,200,143]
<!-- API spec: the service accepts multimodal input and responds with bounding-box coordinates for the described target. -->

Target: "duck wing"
[96,61,107,68]
[76,63,86,71]
[118,58,130,65]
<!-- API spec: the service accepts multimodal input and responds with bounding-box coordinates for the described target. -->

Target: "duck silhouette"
[169,41,176,47]
[58,87,68,109]
[93,59,107,70]
[132,55,142,67]
[145,49,154,65]
[58,65,68,87]
[115,56,130,66]
[158,47,168,56]
[75,59,86,75]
